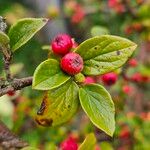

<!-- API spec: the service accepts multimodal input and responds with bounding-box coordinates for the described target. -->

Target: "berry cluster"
[51,34,83,75]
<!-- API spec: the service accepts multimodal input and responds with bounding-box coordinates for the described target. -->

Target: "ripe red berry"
[60,137,78,150]
[7,90,15,96]
[61,52,83,75]
[51,34,73,55]
[101,72,117,86]
[84,77,95,84]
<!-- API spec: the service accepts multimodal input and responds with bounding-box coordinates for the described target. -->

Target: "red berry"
[122,85,133,95]
[132,23,143,31]
[125,26,133,35]
[131,73,142,82]
[51,34,73,55]
[95,145,101,150]
[60,137,78,150]
[108,0,117,8]
[128,58,138,67]
[61,52,83,75]
[71,5,85,24]
[108,0,125,13]
[119,126,130,139]
[84,77,95,84]
[101,72,117,86]
[7,90,15,96]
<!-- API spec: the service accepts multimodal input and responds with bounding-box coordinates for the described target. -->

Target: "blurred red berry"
[119,126,130,139]
[141,75,149,82]
[108,0,125,13]
[60,137,78,150]
[61,52,83,75]
[71,4,85,24]
[115,4,125,13]
[84,77,95,84]
[51,34,73,55]
[122,85,133,95]
[125,26,133,35]
[102,72,118,86]
[131,73,149,83]
[132,23,143,32]
[7,90,15,96]
[95,145,101,150]
[128,58,138,67]
[108,0,117,8]
[131,73,142,82]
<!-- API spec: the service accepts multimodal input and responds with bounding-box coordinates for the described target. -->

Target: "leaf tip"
[42,18,49,23]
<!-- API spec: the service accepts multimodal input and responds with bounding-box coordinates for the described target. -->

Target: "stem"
[0,120,28,149]
[0,16,12,82]
[0,77,33,97]
[3,50,13,82]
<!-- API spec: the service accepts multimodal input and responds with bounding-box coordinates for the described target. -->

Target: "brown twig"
[0,16,13,82]
[0,17,33,97]
[0,121,28,149]
[3,50,13,82]
[0,77,33,97]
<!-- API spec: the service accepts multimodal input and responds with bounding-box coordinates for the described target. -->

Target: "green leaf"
[32,59,70,90]
[21,147,39,150]
[79,84,115,136]
[10,63,24,76]
[78,133,96,150]
[76,35,137,75]
[91,26,109,37]
[8,18,48,52]
[138,4,150,19]
[0,31,10,49]
[100,142,113,150]
[35,80,79,126]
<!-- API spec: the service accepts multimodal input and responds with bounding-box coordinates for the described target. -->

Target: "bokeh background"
[0,0,150,149]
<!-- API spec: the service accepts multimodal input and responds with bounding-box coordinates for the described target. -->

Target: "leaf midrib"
[84,43,135,62]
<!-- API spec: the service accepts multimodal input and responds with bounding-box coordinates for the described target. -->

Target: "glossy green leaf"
[79,84,115,136]
[78,133,96,150]
[35,80,79,126]
[8,18,48,51]
[32,59,70,90]
[76,35,137,75]
[0,31,9,49]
